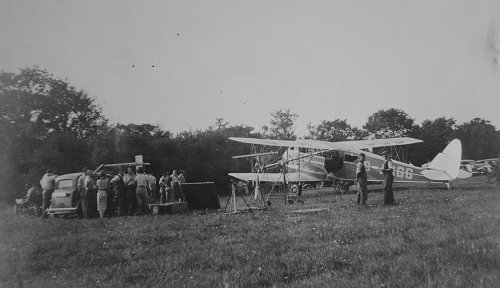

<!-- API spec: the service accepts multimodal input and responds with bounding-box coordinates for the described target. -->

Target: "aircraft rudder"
[428,139,462,180]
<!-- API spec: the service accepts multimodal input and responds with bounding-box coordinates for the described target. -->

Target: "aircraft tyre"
[290,184,299,194]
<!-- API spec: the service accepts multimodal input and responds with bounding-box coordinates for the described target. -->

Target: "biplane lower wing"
[229,172,323,183]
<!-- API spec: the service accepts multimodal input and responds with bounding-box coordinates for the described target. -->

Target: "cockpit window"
[344,154,359,162]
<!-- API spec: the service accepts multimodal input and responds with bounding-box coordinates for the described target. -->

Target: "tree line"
[1,67,498,202]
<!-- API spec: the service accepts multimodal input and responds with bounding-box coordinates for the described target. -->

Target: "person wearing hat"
[356,153,368,205]
[381,151,395,205]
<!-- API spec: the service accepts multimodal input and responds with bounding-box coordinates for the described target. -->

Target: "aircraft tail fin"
[421,139,463,181]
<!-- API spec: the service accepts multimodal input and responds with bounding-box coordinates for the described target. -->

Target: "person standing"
[178,170,186,183]
[123,167,137,215]
[254,161,262,173]
[77,168,88,218]
[40,169,57,219]
[96,171,109,219]
[158,172,168,203]
[356,153,368,205]
[165,171,173,202]
[110,169,127,216]
[381,152,395,205]
[25,184,41,206]
[178,170,186,201]
[135,167,149,215]
[147,172,157,203]
[171,170,184,202]
[85,171,98,218]
[489,161,498,184]
[486,161,495,184]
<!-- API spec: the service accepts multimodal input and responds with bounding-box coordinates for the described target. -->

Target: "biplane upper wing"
[230,137,422,151]
[229,137,298,147]
[343,137,423,150]
[229,172,323,183]
[296,137,422,151]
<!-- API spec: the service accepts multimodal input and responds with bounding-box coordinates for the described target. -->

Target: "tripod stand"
[224,180,254,214]
[244,177,269,211]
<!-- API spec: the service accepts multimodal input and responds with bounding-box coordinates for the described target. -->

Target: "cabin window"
[344,154,359,162]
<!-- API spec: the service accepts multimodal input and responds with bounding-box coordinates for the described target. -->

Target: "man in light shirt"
[170,170,185,201]
[77,168,88,218]
[135,167,149,215]
[40,169,57,218]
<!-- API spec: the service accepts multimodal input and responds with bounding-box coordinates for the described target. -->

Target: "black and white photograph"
[1,1,499,287]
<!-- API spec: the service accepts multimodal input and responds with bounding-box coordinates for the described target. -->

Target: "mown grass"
[1,176,499,287]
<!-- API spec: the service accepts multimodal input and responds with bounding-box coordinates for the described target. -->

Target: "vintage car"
[460,159,495,176]
[46,172,96,217]
[475,159,497,173]
[460,160,481,176]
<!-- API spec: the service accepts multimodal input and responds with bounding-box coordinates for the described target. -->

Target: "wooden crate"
[149,202,189,215]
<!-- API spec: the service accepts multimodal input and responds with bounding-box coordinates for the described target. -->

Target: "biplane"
[228,137,472,193]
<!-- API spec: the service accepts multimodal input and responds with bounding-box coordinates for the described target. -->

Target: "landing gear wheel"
[290,184,299,194]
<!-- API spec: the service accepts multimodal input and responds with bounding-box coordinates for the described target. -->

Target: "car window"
[57,179,74,189]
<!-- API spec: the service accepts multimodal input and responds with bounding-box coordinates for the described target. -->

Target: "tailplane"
[421,139,464,181]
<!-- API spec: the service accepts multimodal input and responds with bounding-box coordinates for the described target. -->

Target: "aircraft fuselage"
[284,148,439,185]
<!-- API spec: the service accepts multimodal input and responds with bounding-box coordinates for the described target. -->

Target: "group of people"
[356,152,395,206]
[36,167,186,219]
[79,167,186,218]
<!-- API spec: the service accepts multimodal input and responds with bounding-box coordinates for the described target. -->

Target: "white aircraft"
[229,137,472,191]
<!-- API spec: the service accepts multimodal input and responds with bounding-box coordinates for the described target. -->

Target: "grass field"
[1,177,499,288]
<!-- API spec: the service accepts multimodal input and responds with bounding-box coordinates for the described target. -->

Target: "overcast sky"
[1,0,499,136]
